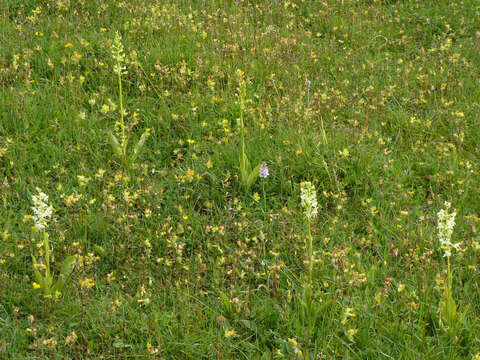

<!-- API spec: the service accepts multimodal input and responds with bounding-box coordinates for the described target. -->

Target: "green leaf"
[108,132,123,157]
[43,232,53,289]
[455,304,470,332]
[218,291,233,315]
[31,255,46,291]
[439,287,457,330]
[447,292,457,326]
[244,153,251,174]
[45,273,53,291]
[130,129,149,162]
[238,319,258,333]
[93,244,106,257]
[59,255,77,278]
[239,151,251,187]
[52,255,77,293]
[239,153,246,176]
[246,163,261,189]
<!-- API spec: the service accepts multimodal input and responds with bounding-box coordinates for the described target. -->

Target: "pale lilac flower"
[259,162,269,179]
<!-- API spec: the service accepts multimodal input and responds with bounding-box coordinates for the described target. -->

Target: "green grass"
[1,0,480,358]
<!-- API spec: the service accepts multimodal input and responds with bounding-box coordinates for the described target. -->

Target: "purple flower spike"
[259,162,269,179]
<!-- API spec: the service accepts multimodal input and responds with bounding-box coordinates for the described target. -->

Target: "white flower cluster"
[437,201,457,257]
[31,189,53,231]
[300,181,318,220]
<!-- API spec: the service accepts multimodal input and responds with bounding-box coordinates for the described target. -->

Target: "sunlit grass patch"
[1,0,480,358]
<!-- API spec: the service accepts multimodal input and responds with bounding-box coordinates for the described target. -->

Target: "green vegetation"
[1,0,480,358]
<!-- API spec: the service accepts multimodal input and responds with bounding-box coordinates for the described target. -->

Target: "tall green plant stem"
[117,65,126,159]
[239,94,246,162]
[307,219,313,285]
[304,217,315,359]
[447,257,452,327]
[447,257,451,291]
[262,180,266,214]
[43,232,51,288]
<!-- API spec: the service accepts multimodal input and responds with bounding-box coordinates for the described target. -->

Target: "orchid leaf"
[108,132,123,157]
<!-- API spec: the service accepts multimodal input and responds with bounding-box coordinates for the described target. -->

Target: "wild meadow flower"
[259,162,269,179]
[287,338,302,356]
[298,181,320,354]
[259,162,269,212]
[111,31,126,76]
[31,189,53,231]
[300,181,318,220]
[346,329,358,342]
[437,201,457,257]
[299,182,318,279]
[107,31,149,166]
[436,201,466,334]
[235,69,262,190]
[109,31,127,160]
[341,307,356,325]
[30,189,76,298]
[224,328,237,339]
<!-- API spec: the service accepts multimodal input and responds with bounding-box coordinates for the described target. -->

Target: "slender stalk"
[240,98,245,155]
[44,232,51,286]
[117,67,126,158]
[304,218,314,358]
[238,79,248,188]
[262,180,266,214]
[299,181,318,356]
[320,118,328,145]
[240,93,246,182]
[307,219,313,285]
[447,258,450,290]
[447,257,452,329]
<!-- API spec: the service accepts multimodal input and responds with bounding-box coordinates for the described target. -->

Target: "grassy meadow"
[2,0,480,358]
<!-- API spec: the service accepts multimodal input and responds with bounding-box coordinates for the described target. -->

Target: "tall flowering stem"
[111,31,127,161]
[436,201,463,333]
[112,32,126,154]
[236,70,262,190]
[437,201,457,302]
[31,190,54,294]
[108,32,150,167]
[30,189,76,299]
[237,70,247,165]
[299,181,318,355]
